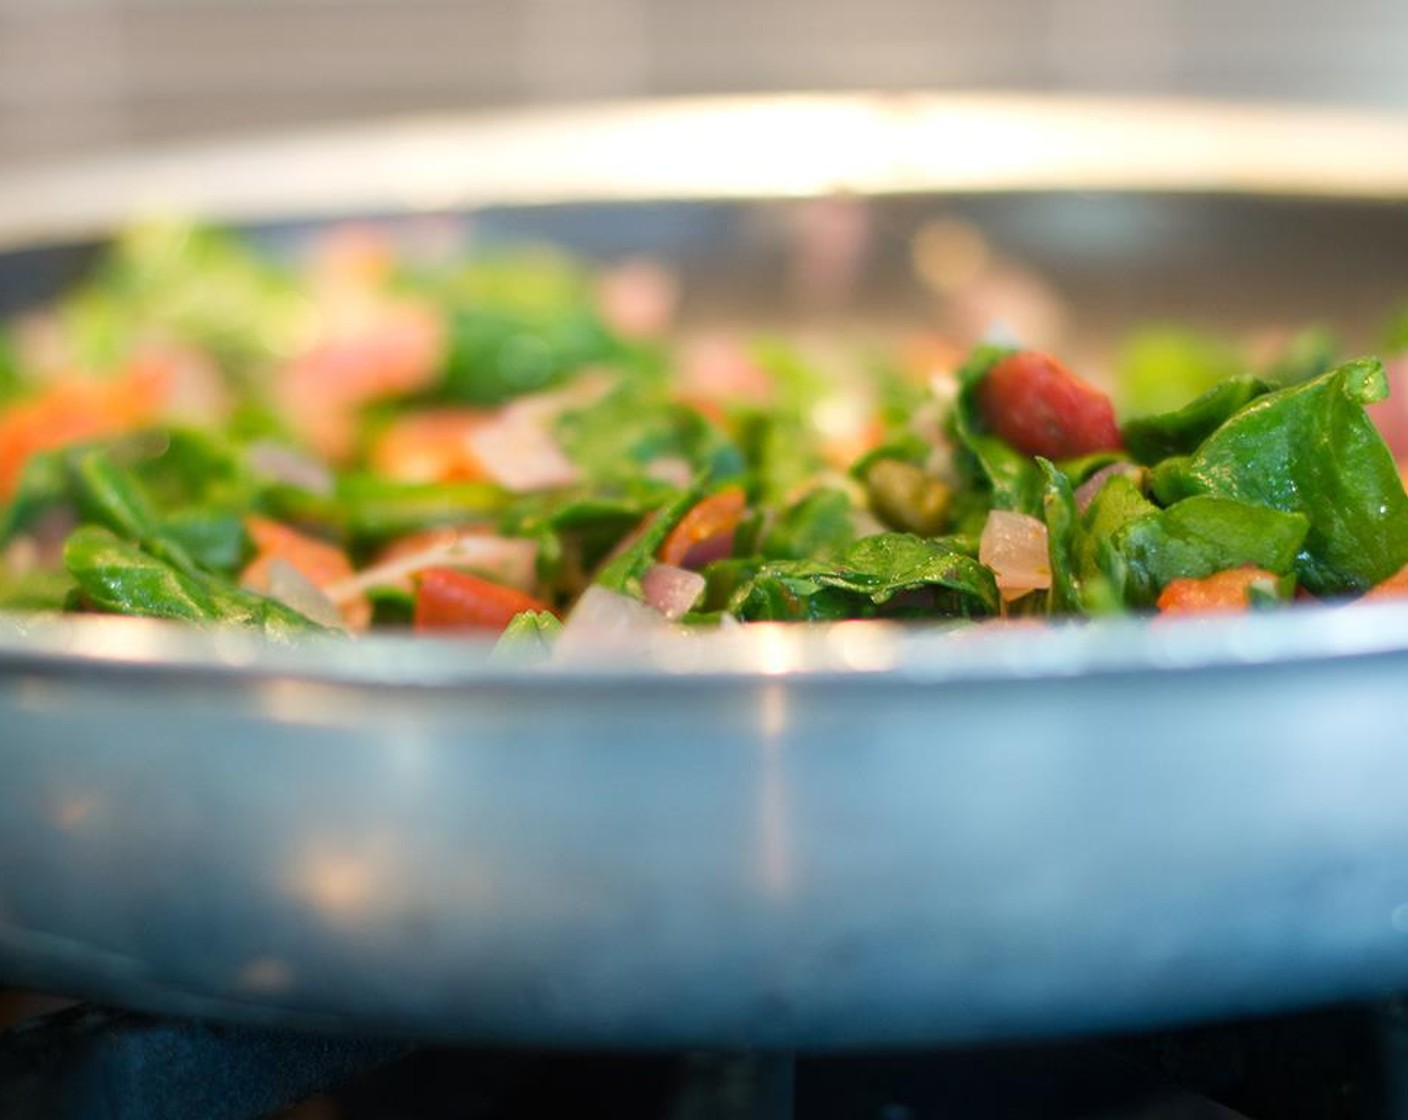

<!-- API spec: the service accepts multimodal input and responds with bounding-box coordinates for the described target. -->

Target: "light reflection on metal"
[754,626,798,677]
[830,622,898,673]
[6,94,1408,248]
[237,957,295,995]
[63,617,173,663]
[289,849,381,926]
[255,679,351,728]
[53,796,99,832]
[758,684,793,899]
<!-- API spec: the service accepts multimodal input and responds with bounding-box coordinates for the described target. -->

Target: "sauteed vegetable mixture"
[2,221,1408,645]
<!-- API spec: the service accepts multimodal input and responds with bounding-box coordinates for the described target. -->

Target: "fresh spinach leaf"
[1148,359,1408,595]
[762,488,857,561]
[1038,459,1082,614]
[1109,497,1310,607]
[67,448,162,542]
[737,410,827,508]
[0,450,70,546]
[333,475,508,543]
[731,532,998,621]
[492,609,562,663]
[160,507,250,575]
[441,305,620,405]
[595,486,703,597]
[1121,376,1272,465]
[63,526,325,637]
[554,383,744,485]
[132,428,253,511]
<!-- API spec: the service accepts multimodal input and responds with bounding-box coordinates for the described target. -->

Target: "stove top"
[0,998,1398,1119]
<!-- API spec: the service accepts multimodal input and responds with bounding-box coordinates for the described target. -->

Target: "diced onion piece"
[644,456,695,488]
[979,510,1051,601]
[263,558,346,630]
[247,441,335,496]
[241,515,370,629]
[465,413,580,492]
[641,563,707,621]
[325,532,538,603]
[554,585,669,660]
[1074,462,1143,513]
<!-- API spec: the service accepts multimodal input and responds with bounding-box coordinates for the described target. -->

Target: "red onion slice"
[554,585,671,660]
[247,441,335,496]
[979,510,1052,602]
[641,563,707,621]
[1074,462,1144,513]
[263,558,345,630]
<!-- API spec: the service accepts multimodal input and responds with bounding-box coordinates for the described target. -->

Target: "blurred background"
[4,0,1408,168]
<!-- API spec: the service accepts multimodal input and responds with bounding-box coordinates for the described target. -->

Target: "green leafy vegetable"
[63,526,325,637]
[594,486,703,597]
[762,488,857,561]
[492,609,562,663]
[554,382,744,485]
[0,450,71,547]
[1108,497,1310,607]
[1121,376,1272,465]
[731,532,998,621]
[1149,359,1408,595]
[441,305,619,405]
[1038,460,1082,614]
[332,475,508,543]
[63,220,305,376]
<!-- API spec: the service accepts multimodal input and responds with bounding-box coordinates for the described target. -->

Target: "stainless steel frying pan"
[5,94,1408,1048]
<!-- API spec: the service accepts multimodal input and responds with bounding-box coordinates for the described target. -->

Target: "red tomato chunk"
[976,351,1123,460]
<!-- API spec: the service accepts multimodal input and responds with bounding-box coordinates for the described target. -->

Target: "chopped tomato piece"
[240,515,370,630]
[368,409,490,483]
[278,302,444,461]
[1156,567,1280,616]
[659,486,747,569]
[312,225,397,289]
[976,350,1123,460]
[413,567,555,633]
[0,362,171,499]
[1361,562,1408,602]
